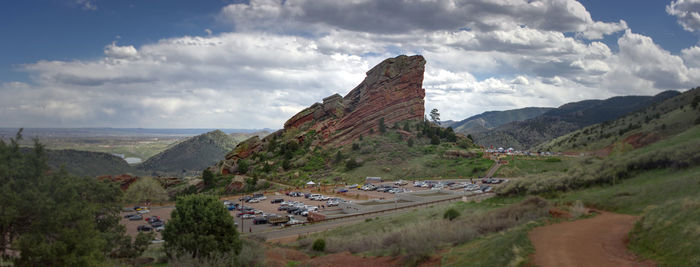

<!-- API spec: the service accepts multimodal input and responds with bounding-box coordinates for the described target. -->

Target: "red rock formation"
[218,55,426,174]
[286,55,426,146]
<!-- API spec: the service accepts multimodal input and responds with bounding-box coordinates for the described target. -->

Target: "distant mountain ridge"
[472,91,681,149]
[138,130,239,176]
[449,107,554,134]
[19,148,138,178]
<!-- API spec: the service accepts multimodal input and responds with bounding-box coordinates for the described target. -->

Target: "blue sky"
[1,0,699,128]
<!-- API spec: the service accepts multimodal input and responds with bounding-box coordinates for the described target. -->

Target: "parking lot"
[120,178,508,237]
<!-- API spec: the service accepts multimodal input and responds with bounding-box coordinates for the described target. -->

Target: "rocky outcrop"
[218,55,426,174]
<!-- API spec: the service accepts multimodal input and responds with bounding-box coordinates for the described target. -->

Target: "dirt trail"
[529,212,654,267]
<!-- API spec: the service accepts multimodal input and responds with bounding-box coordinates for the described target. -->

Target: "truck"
[268,215,294,225]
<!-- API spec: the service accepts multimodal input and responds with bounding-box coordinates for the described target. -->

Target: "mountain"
[537,87,700,153]
[139,130,238,176]
[214,55,483,182]
[473,91,681,150]
[449,107,553,134]
[30,149,138,177]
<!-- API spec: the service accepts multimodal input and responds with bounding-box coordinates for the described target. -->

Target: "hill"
[33,149,138,177]
[472,91,680,150]
[537,87,700,153]
[214,55,486,184]
[450,107,553,134]
[139,130,238,176]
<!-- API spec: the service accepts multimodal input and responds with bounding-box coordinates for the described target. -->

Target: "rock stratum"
[218,55,426,174]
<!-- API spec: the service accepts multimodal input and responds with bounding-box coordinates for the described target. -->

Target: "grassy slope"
[442,222,538,267]
[494,156,574,177]
[248,126,491,186]
[337,132,493,183]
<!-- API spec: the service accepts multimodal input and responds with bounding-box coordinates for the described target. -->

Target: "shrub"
[379,118,387,133]
[352,143,360,150]
[407,138,414,147]
[544,157,562,163]
[444,208,460,221]
[430,135,440,145]
[312,239,326,252]
[345,158,361,170]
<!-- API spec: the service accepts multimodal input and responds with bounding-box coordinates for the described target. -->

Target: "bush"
[345,158,361,170]
[430,135,440,145]
[379,118,387,133]
[407,138,414,147]
[352,143,360,151]
[444,208,460,221]
[312,239,326,252]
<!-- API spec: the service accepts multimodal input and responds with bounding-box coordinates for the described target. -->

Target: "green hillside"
[23,148,139,177]
[450,107,553,134]
[217,120,489,185]
[473,91,680,150]
[139,130,239,176]
[538,87,700,152]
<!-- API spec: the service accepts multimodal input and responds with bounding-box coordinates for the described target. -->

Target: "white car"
[137,209,150,214]
[248,198,260,203]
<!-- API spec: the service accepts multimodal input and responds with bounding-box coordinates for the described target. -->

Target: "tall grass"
[298,197,549,265]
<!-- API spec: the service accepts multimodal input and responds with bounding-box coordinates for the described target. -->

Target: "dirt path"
[485,162,501,178]
[529,212,654,267]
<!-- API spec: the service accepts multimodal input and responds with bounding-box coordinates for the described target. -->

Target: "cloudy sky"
[1,0,700,129]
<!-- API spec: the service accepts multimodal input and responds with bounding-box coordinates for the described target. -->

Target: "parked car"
[154,226,165,232]
[124,213,138,219]
[151,221,165,228]
[145,216,161,222]
[242,214,255,219]
[137,208,150,214]
[336,188,348,193]
[253,217,268,225]
[248,198,260,203]
[137,225,152,232]
[271,198,284,204]
[128,214,143,221]
[239,196,252,202]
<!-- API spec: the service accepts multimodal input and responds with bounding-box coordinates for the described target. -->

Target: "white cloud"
[2,0,697,128]
[667,0,700,32]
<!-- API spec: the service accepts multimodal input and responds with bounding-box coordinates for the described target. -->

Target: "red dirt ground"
[529,212,655,267]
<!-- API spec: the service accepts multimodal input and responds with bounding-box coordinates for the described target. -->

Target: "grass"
[495,155,574,177]
[442,222,540,267]
[629,197,700,266]
[555,166,700,214]
[296,196,547,266]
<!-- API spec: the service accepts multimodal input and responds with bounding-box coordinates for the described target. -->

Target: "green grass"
[629,197,700,267]
[495,156,573,177]
[555,166,700,214]
[442,222,539,267]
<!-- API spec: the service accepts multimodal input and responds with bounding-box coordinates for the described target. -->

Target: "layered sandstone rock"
[218,55,426,174]
[285,55,426,145]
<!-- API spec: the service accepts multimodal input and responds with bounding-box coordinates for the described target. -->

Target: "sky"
[1,0,700,129]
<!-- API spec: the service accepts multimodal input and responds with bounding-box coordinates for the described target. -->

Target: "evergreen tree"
[163,194,241,259]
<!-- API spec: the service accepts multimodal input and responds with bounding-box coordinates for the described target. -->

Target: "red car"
[237,211,254,217]
[145,216,161,222]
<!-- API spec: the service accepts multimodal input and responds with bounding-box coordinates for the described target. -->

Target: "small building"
[365,177,383,183]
